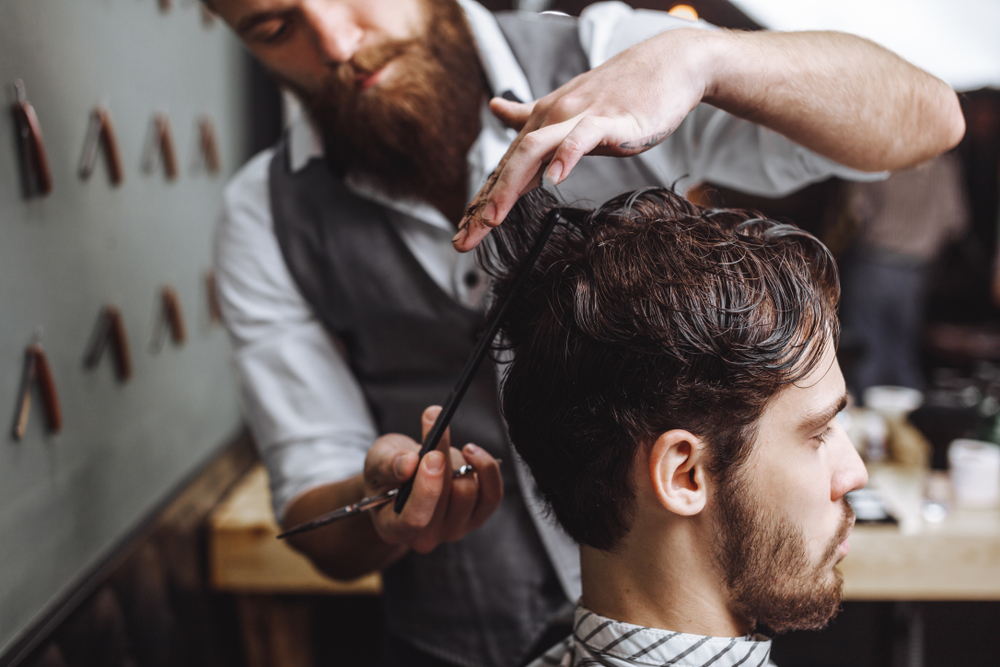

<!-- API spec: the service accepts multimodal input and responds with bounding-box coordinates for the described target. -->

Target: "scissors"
[276,462,499,539]
[277,208,563,540]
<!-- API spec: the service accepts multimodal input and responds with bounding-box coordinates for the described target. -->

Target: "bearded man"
[207,0,961,665]
[484,187,867,667]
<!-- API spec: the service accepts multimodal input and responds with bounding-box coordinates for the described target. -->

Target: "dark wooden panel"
[5,431,257,667]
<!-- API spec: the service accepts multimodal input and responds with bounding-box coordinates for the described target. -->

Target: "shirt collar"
[457,0,533,103]
[564,604,772,667]
[285,0,532,232]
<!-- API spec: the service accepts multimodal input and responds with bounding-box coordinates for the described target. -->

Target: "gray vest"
[269,11,660,667]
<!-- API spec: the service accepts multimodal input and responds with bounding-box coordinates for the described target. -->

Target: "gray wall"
[0,0,246,654]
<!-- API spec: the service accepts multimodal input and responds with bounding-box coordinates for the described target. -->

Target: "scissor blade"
[276,488,398,539]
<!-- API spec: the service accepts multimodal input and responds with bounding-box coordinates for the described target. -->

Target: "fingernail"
[394,455,408,478]
[483,202,497,224]
[425,452,444,473]
[463,443,481,456]
[452,226,467,244]
[544,161,563,186]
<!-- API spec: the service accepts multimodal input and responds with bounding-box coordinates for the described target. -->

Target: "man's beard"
[714,474,855,635]
[280,0,486,207]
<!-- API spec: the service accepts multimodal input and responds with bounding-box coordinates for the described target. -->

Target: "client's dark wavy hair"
[477,187,840,551]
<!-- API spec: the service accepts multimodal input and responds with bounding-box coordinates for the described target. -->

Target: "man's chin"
[748,570,845,635]
[758,596,843,635]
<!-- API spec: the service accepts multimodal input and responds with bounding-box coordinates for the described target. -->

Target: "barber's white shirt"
[214,0,881,602]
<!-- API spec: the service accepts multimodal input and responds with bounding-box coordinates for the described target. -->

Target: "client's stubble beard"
[714,474,855,635]
[277,0,486,211]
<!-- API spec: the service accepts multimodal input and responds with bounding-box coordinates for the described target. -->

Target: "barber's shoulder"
[222,148,277,218]
[215,148,279,275]
[213,144,304,340]
[580,0,715,29]
[216,147,281,254]
[578,1,716,65]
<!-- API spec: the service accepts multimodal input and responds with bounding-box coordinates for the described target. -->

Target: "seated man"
[479,187,869,666]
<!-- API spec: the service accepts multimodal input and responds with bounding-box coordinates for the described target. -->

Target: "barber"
[208,1,963,666]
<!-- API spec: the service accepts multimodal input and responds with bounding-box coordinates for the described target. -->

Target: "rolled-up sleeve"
[213,151,377,521]
[578,2,887,196]
[664,104,887,196]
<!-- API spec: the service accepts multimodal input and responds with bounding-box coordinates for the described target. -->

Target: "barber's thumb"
[490,97,533,130]
[393,452,415,481]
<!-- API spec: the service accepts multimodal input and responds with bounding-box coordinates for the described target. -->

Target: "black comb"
[393,208,563,513]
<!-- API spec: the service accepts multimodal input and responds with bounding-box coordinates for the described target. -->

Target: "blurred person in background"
[840,152,970,398]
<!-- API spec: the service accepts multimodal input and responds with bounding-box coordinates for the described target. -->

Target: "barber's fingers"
[456,113,630,252]
[544,114,632,185]
[410,413,503,549]
[462,443,503,531]
[387,449,449,543]
[412,409,484,550]
[412,444,501,549]
[408,407,456,552]
[490,97,536,131]
[367,409,451,543]
[416,447,478,549]
[365,433,420,491]
[420,406,457,505]
[371,409,504,550]
[455,117,580,252]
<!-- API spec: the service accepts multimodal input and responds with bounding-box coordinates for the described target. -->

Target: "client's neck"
[579,514,751,638]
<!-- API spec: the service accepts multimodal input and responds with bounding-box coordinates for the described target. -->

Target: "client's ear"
[648,430,708,516]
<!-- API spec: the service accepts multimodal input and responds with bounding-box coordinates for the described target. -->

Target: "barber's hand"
[364,406,503,553]
[453,27,712,251]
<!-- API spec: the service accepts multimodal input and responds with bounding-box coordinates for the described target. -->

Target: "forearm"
[454,17,966,248]
[701,29,965,172]
[283,475,408,580]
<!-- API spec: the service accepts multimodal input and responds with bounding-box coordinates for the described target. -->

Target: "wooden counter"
[841,463,1000,600]
[209,465,381,595]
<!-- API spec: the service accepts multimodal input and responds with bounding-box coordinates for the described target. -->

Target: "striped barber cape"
[529,605,776,667]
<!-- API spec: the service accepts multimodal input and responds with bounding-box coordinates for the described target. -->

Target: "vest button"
[463,271,480,289]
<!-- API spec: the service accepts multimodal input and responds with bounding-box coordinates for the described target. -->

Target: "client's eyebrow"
[798,392,848,434]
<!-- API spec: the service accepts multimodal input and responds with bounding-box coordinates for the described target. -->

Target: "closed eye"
[799,393,848,445]
[238,12,297,45]
[813,425,834,445]
[250,17,294,44]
